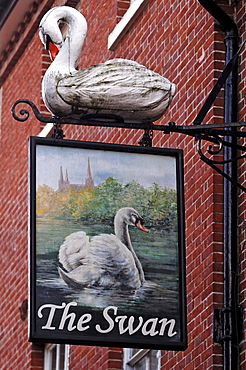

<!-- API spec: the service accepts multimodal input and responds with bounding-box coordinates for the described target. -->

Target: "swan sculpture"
[58,207,148,290]
[39,6,176,123]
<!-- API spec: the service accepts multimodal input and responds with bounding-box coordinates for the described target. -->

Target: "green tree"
[121,180,148,215]
[145,184,177,228]
[36,178,178,230]
[88,177,124,222]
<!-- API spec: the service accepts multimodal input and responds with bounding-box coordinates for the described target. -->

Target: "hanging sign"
[28,137,187,350]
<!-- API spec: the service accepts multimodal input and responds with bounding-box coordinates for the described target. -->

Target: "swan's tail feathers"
[58,267,87,289]
[56,261,69,272]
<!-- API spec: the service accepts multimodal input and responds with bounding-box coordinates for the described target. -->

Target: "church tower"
[58,159,95,191]
[58,166,70,191]
[85,158,95,188]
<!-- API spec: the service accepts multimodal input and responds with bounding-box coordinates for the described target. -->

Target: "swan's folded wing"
[59,231,90,271]
[89,234,141,289]
[58,265,103,289]
[57,59,175,112]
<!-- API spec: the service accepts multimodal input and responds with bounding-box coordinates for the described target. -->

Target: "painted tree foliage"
[36,177,177,229]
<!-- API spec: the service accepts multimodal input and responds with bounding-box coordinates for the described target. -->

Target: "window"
[123,349,161,370]
[44,344,69,370]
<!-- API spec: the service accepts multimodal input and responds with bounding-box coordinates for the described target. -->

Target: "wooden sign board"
[28,137,187,350]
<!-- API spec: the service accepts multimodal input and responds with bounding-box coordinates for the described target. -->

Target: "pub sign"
[29,137,187,350]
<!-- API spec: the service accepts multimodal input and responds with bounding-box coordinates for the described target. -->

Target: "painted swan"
[39,6,176,123]
[58,207,148,290]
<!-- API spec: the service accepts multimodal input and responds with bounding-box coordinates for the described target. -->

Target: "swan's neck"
[51,8,87,73]
[115,219,131,249]
[114,218,145,284]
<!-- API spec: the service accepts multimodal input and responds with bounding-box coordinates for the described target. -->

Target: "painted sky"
[36,144,177,190]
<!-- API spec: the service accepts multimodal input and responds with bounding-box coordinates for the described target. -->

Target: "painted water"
[36,217,180,318]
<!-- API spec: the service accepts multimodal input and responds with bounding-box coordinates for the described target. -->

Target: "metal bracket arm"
[11,99,246,191]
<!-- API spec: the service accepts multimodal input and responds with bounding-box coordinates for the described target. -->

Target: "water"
[36,218,180,318]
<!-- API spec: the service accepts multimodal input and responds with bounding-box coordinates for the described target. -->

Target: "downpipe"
[198,1,239,369]
[223,28,239,370]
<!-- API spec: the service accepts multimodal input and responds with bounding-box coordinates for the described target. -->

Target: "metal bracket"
[51,120,65,140]
[163,121,246,192]
[138,125,153,147]
[213,306,244,345]
[192,40,246,126]
[11,99,246,191]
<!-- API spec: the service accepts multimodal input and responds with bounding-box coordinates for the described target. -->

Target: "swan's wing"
[58,264,103,289]
[89,234,141,289]
[59,231,90,272]
[57,59,175,112]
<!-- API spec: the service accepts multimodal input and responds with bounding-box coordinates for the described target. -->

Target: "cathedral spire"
[58,159,94,191]
[58,166,64,191]
[58,166,70,191]
[60,166,64,182]
[85,158,94,188]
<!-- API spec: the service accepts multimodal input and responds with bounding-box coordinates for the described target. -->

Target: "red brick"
[1,0,246,369]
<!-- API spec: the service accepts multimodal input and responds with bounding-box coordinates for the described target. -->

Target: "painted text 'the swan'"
[37,302,178,337]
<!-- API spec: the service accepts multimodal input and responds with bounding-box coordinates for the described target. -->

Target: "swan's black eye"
[45,35,53,50]
[138,217,144,225]
[133,215,144,226]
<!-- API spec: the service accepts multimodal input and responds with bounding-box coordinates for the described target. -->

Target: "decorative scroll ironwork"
[196,134,246,192]
[163,122,246,192]
[11,99,54,123]
[12,99,143,129]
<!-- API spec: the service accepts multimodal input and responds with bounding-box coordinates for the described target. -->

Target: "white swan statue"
[58,207,148,290]
[39,6,176,123]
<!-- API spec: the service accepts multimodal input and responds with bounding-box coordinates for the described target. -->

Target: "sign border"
[28,136,187,350]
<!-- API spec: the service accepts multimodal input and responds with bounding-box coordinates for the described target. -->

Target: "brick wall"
[1,0,245,369]
[69,346,122,370]
[0,28,43,370]
[117,0,131,22]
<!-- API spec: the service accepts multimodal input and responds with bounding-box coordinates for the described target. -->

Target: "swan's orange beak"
[136,220,148,233]
[48,42,59,61]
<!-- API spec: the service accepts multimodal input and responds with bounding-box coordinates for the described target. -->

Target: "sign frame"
[28,136,187,350]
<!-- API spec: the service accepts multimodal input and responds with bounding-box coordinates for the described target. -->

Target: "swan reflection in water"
[41,276,177,314]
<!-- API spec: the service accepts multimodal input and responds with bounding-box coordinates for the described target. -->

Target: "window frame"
[123,348,161,370]
[44,343,70,370]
